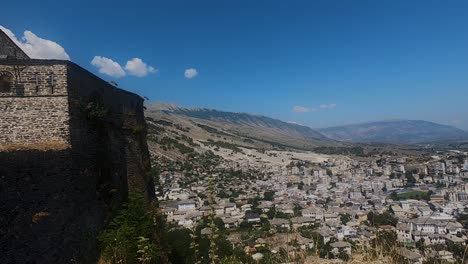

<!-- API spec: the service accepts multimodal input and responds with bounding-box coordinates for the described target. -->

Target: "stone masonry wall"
[67,62,155,203]
[0,62,68,97]
[0,96,70,146]
[0,61,70,147]
[0,61,155,263]
[0,150,79,263]
[0,30,30,59]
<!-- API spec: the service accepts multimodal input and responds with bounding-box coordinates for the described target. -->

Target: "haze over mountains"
[146,103,468,146]
[318,120,468,144]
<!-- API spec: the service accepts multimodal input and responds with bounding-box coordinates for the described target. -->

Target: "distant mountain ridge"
[318,120,468,144]
[146,103,467,145]
[146,102,338,150]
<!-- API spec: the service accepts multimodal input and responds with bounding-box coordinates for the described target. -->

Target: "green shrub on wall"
[98,192,159,264]
[80,101,108,125]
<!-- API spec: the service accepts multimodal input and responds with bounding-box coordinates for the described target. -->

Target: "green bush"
[80,101,108,125]
[367,211,398,227]
[98,192,159,264]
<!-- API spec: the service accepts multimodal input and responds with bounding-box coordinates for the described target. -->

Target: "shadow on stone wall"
[0,63,155,264]
[0,149,102,263]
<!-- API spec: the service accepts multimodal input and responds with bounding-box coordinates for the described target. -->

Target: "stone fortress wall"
[0,62,70,147]
[0,30,155,263]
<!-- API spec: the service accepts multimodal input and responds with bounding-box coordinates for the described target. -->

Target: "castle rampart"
[0,30,154,263]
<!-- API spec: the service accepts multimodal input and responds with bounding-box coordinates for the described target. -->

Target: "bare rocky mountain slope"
[145,102,340,156]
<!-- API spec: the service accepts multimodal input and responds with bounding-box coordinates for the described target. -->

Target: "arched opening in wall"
[0,72,13,93]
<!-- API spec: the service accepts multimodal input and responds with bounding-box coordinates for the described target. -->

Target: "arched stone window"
[0,72,13,93]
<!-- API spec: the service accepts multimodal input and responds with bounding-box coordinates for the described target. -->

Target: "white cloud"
[293,106,309,113]
[293,106,317,113]
[184,68,198,79]
[125,57,157,77]
[91,56,157,78]
[293,103,336,113]
[287,121,304,126]
[319,103,337,109]
[91,56,126,78]
[0,25,70,60]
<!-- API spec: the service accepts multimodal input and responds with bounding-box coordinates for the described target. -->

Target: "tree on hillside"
[367,211,398,227]
[340,213,352,225]
[264,191,275,201]
[405,171,416,187]
[98,192,160,264]
[390,191,399,201]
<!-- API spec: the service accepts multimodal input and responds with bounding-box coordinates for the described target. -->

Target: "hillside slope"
[145,102,338,152]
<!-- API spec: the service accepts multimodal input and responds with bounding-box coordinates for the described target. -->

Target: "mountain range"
[318,120,468,144]
[145,103,339,151]
[146,103,468,146]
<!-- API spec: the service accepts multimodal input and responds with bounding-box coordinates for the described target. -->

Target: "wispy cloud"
[319,103,337,109]
[184,68,198,79]
[293,106,317,113]
[451,120,460,124]
[0,25,70,60]
[293,103,337,113]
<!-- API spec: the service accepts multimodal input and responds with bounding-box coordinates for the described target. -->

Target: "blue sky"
[2,0,468,129]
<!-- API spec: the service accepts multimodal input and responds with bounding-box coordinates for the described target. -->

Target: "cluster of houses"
[156,148,468,262]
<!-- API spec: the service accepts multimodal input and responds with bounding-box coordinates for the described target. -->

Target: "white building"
[177,200,196,211]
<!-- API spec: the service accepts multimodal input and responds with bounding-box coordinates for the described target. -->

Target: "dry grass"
[0,141,70,152]
[304,256,387,263]
[96,255,110,264]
